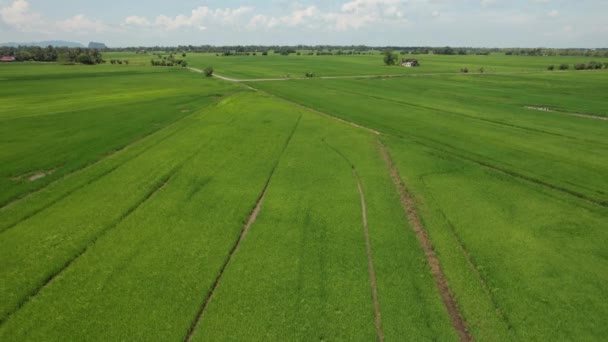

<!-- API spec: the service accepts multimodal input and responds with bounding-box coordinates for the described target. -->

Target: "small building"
[401,59,419,67]
[1,56,16,62]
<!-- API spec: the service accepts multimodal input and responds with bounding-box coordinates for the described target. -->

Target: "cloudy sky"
[1,0,606,47]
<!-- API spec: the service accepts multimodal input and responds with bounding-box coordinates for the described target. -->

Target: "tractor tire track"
[419,171,517,338]
[323,139,384,341]
[183,114,302,342]
[0,171,175,326]
[400,134,607,207]
[378,141,472,342]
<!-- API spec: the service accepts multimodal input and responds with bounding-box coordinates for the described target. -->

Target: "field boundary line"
[183,114,302,342]
[0,101,211,211]
[0,172,175,326]
[378,141,472,342]
[323,139,384,341]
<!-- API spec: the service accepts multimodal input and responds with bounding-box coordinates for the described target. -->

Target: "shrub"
[461,67,469,73]
[203,66,214,77]
[559,64,569,70]
[574,63,586,70]
[547,65,555,71]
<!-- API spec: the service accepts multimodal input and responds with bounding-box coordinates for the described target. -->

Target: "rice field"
[1,55,606,341]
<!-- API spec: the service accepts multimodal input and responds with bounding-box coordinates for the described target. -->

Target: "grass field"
[1,54,606,341]
[104,51,608,79]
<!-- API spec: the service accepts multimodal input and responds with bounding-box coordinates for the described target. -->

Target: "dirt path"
[184,115,302,342]
[191,69,600,83]
[354,170,384,341]
[378,141,472,342]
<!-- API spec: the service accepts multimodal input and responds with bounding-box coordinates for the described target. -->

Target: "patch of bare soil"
[378,141,472,342]
[354,170,384,341]
[525,106,608,121]
[10,169,56,182]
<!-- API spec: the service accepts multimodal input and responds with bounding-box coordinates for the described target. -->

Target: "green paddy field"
[1,53,607,341]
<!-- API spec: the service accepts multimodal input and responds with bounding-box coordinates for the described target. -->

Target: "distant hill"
[88,42,108,49]
[0,40,85,48]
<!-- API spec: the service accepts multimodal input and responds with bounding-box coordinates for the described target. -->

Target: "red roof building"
[1,56,16,62]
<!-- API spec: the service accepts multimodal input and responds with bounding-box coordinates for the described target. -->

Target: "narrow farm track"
[0,173,174,326]
[378,141,472,342]
[420,172,517,336]
[354,170,384,342]
[0,104,206,211]
[322,139,384,341]
[184,115,302,342]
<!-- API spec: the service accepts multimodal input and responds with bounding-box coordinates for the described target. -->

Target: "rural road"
[188,67,594,83]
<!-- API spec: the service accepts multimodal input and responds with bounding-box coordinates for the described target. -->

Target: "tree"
[547,65,555,71]
[203,66,214,77]
[559,64,569,70]
[383,49,398,66]
[76,53,94,65]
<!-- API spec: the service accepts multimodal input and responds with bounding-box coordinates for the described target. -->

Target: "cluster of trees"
[0,46,104,64]
[548,62,608,71]
[150,53,188,67]
[150,59,187,67]
[109,59,129,65]
[305,72,315,78]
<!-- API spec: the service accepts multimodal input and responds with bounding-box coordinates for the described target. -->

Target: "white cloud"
[0,0,43,32]
[124,16,150,26]
[247,1,408,31]
[56,14,108,33]
[547,9,559,17]
[128,6,253,31]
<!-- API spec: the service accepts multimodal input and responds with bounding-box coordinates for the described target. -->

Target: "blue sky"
[1,0,606,47]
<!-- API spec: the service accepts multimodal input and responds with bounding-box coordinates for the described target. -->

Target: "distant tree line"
[548,61,608,71]
[0,45,104,64]
[102,45,608,57]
